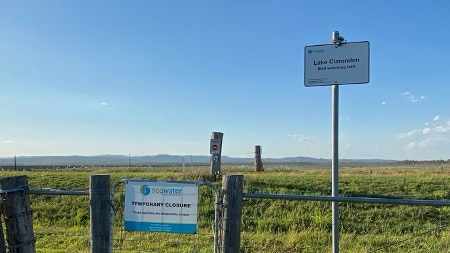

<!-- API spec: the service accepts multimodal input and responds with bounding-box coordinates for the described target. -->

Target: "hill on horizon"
[0,154,397,167]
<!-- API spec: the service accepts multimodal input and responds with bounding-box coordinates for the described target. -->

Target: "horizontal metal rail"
[27,189,89,196]
[243,192,450,207]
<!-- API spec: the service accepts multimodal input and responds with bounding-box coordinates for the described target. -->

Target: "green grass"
[0,163,450,252]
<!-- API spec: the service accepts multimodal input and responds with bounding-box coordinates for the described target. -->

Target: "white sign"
[304,41,370,87]
[124,180,198,234]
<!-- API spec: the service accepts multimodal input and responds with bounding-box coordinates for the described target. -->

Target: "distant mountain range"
[0,154,397,167]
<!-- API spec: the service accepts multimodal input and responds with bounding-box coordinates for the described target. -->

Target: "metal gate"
[110,179,220,253]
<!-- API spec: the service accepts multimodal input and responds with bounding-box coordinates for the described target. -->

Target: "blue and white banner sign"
[124,180,198,234]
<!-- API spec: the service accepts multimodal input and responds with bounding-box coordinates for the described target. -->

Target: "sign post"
[304,31,370,253]
[209,132,223,181]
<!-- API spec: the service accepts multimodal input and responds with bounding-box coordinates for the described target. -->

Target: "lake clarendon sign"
[304,41,370,86]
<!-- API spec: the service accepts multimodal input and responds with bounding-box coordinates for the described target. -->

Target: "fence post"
[0,219,5,253]
[221,175,243,253]
[0,175,36,253]
[90,174,111,253]
[254,145,264,172]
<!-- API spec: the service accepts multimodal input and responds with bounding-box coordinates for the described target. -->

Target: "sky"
[1,1,449,161]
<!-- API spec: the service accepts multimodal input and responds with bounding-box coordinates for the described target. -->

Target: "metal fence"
[214,174,450,253]
[28,189,91,253]
[239,193,450,252]
[9,173,450,252]
[25,178,220,253]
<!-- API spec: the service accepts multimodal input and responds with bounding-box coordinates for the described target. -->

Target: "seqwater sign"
[304,41,370,86]
[124,180,198,234]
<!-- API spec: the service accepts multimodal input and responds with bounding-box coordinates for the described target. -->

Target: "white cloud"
[418,138,437,148]
[422,128,431,134]
[397,129,420,139]
[400,117,450,156]
[400,124,450,138]
[405,138,436,150]
[101,102,108,106]
[381,101,386,105]
[400,91,425,103]
[405,142,417,149]
[435,125,449,133]
[3,140,13,144]
[288,134,314,143]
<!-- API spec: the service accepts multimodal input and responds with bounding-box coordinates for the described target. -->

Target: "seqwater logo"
[140,185,151,195]
[308,49,325,54]
[140,184,183,196]
[151,187,183,196]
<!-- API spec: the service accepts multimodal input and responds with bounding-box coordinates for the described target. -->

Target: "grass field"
[0,162,449,252]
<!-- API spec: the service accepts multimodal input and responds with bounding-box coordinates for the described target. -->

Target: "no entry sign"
[210,140,221,155]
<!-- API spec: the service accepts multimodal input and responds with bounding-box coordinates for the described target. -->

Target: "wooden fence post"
[90,174,111,253]
[0,175,36,253]
[0,219,5,253]
[254,145,264,172]
[221,175,243,253]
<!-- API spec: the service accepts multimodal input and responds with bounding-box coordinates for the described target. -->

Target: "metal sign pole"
[304,30,369,253]
[331,31,341,253]
[332,84,339,253]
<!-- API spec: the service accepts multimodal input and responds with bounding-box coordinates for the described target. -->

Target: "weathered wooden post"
[0,175,35,253]
[209,132,224,181]
[221,175,243,253]
[254,145,264,172]
[0,219,5,253]
[90,174,111,253]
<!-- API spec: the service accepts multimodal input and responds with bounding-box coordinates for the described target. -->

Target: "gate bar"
[27,189,89,196]
[243,192,450,206]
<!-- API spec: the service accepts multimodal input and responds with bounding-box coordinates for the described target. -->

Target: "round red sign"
[211,144,219,150]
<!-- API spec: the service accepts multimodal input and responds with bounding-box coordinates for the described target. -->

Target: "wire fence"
[29,193,91,253]
[5,166,450,252]
[25,183,450,253]
[238,198,450,253]
[24,179,219,253]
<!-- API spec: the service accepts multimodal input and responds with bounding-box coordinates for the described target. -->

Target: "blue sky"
[1,1,449,160]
